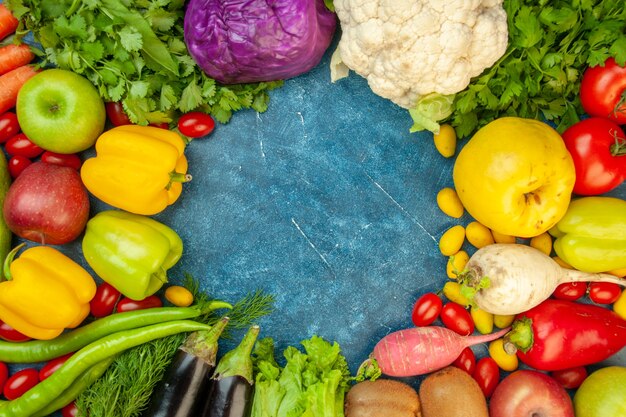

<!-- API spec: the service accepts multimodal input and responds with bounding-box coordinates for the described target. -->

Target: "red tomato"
[0,112,20,144]
[178,112,215,138]
[5,133,44,158]
[550,366,588,390]
[3,368,39,400]
[62,402,79,417]
[7,155,32,179]
[39,353,73,381]
[411,292,442,326]
[562,117,625,195]
[552,282,587,301]
[41,151,82,170]
[580,57,626,124]
[440,302,474,335]
[588,282,622,304]
[0,320,31,342]
[473,357,500,398]
[105,102,132,126]
[90,282,122,318]
[149,122,170,129]
[0,362,8,394]
[452,346,476,376]
[116,295,163,313]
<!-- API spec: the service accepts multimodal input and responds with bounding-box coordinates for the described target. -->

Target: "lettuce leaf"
[252,336,351,417]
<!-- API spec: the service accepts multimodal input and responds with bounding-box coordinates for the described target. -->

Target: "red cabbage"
[184,0,337,84]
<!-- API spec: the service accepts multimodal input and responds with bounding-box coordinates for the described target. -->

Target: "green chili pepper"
[550,196,626,273]
[0,320,212,417]
[82,210,184,300]
[30,355,118,417]
[0,302,231,363]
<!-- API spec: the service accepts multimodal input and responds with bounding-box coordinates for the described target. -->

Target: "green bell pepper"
[550,196,626,273]
[82,210,183,300]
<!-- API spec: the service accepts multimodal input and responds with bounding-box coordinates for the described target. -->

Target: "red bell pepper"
[503,299,626,371]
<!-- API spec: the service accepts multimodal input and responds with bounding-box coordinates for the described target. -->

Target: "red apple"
[3,161,90,245]
[489,370,574,417]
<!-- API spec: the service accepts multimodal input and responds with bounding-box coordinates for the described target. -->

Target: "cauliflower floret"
[332,0,508,109]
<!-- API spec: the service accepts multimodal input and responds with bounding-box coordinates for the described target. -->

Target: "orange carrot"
[0,5,19,42]
[0,44,34,76]
[0,65,39,114]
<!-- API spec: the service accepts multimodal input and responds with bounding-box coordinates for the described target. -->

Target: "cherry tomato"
[41,151,82,170]
[440,302,474,335]
[452,346,476,375]
[0,362,8,394]
[7,155,32,179]
[588,282,622,304]
[177,112,215,138]
[580,57,626,124]
[5,133,44,158]
[411,292,442,326]
[550,366,588,390]
[561,117,625,195]
[149,122,170,129]
[3,367,39,400]
[90,282,122,318]
[0,320,31,342]
[0,112,20,144]
[552,282,587,301]
[39,353,73,381]
[473,357,500,398]
[116,295,163,313]
[62,402,79,417]
[105,102,132,126]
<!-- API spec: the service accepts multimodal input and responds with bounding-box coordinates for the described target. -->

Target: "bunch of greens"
[251,336,352,417]
[5,0,283,125]
[447,0,626,137]
[75,286,275,417]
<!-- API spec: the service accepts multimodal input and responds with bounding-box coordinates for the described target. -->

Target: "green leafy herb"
[447,0,626,137]
[5,0,283,125]
[75,285,275,417]
[251,336,352,417]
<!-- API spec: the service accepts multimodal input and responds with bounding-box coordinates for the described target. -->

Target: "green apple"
[574,366,626,417]
[16,69,106,154]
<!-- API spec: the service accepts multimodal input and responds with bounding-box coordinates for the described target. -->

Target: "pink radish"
[458,244,625,316]
[366,326,510,377]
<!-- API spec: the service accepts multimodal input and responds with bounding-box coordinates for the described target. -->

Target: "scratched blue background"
[149,41,626,372]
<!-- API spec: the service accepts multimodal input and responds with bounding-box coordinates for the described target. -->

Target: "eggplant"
[143,317,230,417]
[202,325,260,417]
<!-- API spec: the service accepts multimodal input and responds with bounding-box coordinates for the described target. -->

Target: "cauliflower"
[331,0,508,132]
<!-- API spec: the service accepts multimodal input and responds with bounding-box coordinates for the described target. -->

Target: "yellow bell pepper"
[81,125,191,215]
[0,245,97,340]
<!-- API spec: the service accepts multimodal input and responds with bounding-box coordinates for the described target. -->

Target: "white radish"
[458,243,626,315]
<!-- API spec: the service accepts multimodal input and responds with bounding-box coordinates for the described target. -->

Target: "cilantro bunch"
[448,0,626,138]
[6,0,283,125]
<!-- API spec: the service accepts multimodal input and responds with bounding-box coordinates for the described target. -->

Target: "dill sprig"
[75,279,275,417]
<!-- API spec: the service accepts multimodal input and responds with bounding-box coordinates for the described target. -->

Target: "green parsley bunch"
[7,0,283,125]
[448,0,626,138]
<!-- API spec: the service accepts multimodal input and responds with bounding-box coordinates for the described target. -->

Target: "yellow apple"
[453,117,575,238]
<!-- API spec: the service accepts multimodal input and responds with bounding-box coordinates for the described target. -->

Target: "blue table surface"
[84,39,626,373]
[16,35,626,410]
